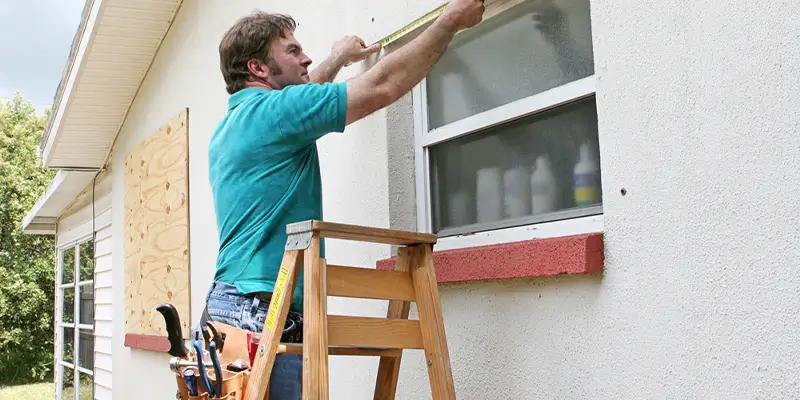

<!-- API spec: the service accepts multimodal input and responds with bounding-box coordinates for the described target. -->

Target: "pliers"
[193,323,223,398]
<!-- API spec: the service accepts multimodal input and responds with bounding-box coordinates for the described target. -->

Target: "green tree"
[0,91,58,384]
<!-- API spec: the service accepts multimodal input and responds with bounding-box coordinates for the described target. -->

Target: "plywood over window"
[124,108,191,340]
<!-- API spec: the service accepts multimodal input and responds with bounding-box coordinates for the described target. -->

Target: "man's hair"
[219,11,297,95]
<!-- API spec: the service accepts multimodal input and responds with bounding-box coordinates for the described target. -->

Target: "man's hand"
[343,0,485,126]
[310,35,380,84]
[332,35,381,66]
[440,0,485,31]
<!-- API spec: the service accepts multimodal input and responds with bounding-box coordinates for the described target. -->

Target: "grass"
[0,380,93,400]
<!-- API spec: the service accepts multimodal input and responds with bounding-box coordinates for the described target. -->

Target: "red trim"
[377,232,603,282]
[124,334,170,352]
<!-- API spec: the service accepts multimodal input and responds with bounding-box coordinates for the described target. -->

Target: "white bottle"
[447,188,471,227]
[573,143,600,206]
[530,155,557,214]
[476,166,503,223]
[503,165,531,219]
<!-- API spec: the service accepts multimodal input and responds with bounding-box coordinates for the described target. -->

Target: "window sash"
[414,74,598,235]
[420,76,596,147]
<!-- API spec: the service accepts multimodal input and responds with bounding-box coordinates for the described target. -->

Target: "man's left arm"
[310,35,380,83]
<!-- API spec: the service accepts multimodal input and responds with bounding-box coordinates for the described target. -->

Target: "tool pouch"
[205,369,249,400]
[175,366,249,400]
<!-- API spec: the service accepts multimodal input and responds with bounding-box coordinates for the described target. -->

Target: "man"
[203,0,484,397]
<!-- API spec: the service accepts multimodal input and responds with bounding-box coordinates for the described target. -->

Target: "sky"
[0,0,87,114]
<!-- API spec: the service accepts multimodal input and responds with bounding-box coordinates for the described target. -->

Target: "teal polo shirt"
[208,82,348,312]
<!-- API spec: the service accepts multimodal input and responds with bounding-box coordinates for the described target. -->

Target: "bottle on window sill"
[503,164,531,219]
[477,166,503,223]
[530,154,557,214]
[573,142,600,207]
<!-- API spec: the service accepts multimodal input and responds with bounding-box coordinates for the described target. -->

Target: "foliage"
[0,92,57,384]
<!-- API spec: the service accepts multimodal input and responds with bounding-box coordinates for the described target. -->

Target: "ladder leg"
[373,247,414,400]
[243,250,303,400]
[410,244,456,400]
[303,234,329,399]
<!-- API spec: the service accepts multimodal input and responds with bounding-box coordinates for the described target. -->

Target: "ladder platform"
[277,344,402,357]
[286,220,438,246]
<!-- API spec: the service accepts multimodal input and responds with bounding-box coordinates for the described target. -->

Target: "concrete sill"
[376,232,604,282]
[124,334,170,352]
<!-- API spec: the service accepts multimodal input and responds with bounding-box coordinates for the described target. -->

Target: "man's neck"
[245,79,278,91]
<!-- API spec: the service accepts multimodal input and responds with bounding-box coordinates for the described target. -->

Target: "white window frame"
[412,2,603,251]
[56,235,95,400]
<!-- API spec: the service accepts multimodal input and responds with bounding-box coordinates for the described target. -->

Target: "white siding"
[93,223,113,398]
[56,194,112,400]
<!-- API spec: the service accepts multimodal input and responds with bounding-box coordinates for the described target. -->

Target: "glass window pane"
[426,0,594,129]
[63,327,74,364]
[79,240,94,282]
[78,329,94,370]
[429,97,601,233]
[61,246,75,284]
[62,365,75,399]
[63,288,74,323]
[79,284,94,325]
[79,372,94,400]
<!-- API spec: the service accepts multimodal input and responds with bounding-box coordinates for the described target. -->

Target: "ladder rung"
[327,264,415,301]
[286,220,437,246]
[327,315,424,349]
[277,344,403,357]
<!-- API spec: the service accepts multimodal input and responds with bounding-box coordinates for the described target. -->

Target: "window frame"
[412,2,603,247]
[56,235,95,400]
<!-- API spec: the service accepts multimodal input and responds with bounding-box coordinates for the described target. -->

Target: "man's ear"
[247,58,269,79]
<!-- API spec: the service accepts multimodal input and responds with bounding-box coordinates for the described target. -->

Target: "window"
[414,0,602,237]
[57,238,94,400]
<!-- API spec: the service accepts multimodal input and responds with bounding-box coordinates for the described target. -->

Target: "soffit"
[41,0,183,169]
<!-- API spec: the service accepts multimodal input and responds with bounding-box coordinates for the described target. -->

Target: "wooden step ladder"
[243,220,456,400]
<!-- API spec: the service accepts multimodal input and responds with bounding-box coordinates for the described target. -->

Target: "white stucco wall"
[96,0,800,399]
[106,0,402,398]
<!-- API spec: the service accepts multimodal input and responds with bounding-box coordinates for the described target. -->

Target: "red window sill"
[376,232,604,282]
[125,334,171,352]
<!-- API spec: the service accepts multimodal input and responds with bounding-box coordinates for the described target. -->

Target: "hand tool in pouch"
[156,303,189,358]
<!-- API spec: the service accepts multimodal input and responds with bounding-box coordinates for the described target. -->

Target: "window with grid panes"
[413,0,602,236]
[57,238,94,400]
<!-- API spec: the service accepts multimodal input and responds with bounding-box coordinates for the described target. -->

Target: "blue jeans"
[202,280,302,400]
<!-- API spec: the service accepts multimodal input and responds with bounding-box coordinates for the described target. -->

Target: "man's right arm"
[344,0,485,125]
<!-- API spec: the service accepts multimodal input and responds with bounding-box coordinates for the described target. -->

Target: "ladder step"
[328,315,424,349]
[286,220,437,246]
[277,344,403,357]
[327,264,415,301]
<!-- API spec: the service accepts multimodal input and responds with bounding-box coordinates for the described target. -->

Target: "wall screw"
[427,359,433,366]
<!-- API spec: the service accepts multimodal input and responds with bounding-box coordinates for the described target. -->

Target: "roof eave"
[22,171,99,235]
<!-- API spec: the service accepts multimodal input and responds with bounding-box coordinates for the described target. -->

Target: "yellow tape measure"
[376,3,449,47]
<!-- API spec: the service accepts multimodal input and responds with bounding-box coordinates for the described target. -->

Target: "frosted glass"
[426,0,594,129]
[429,97,601,233]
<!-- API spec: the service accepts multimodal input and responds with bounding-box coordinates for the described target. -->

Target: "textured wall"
[105,0,413,397]
[386,1,800,400]
[102,0,800,398]
[588,0,800,397]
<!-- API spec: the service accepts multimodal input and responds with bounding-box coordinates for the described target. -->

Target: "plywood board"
[124,108,191,339]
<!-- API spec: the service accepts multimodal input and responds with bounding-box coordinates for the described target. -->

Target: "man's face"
[265,31,313,89]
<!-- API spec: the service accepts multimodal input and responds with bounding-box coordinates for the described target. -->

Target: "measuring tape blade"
[376,3,449,48]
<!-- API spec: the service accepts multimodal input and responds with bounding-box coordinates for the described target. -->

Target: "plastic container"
[573,143,600,206]
[503,165,531,218]
[476,166,503,223]
[530,155,557,214]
